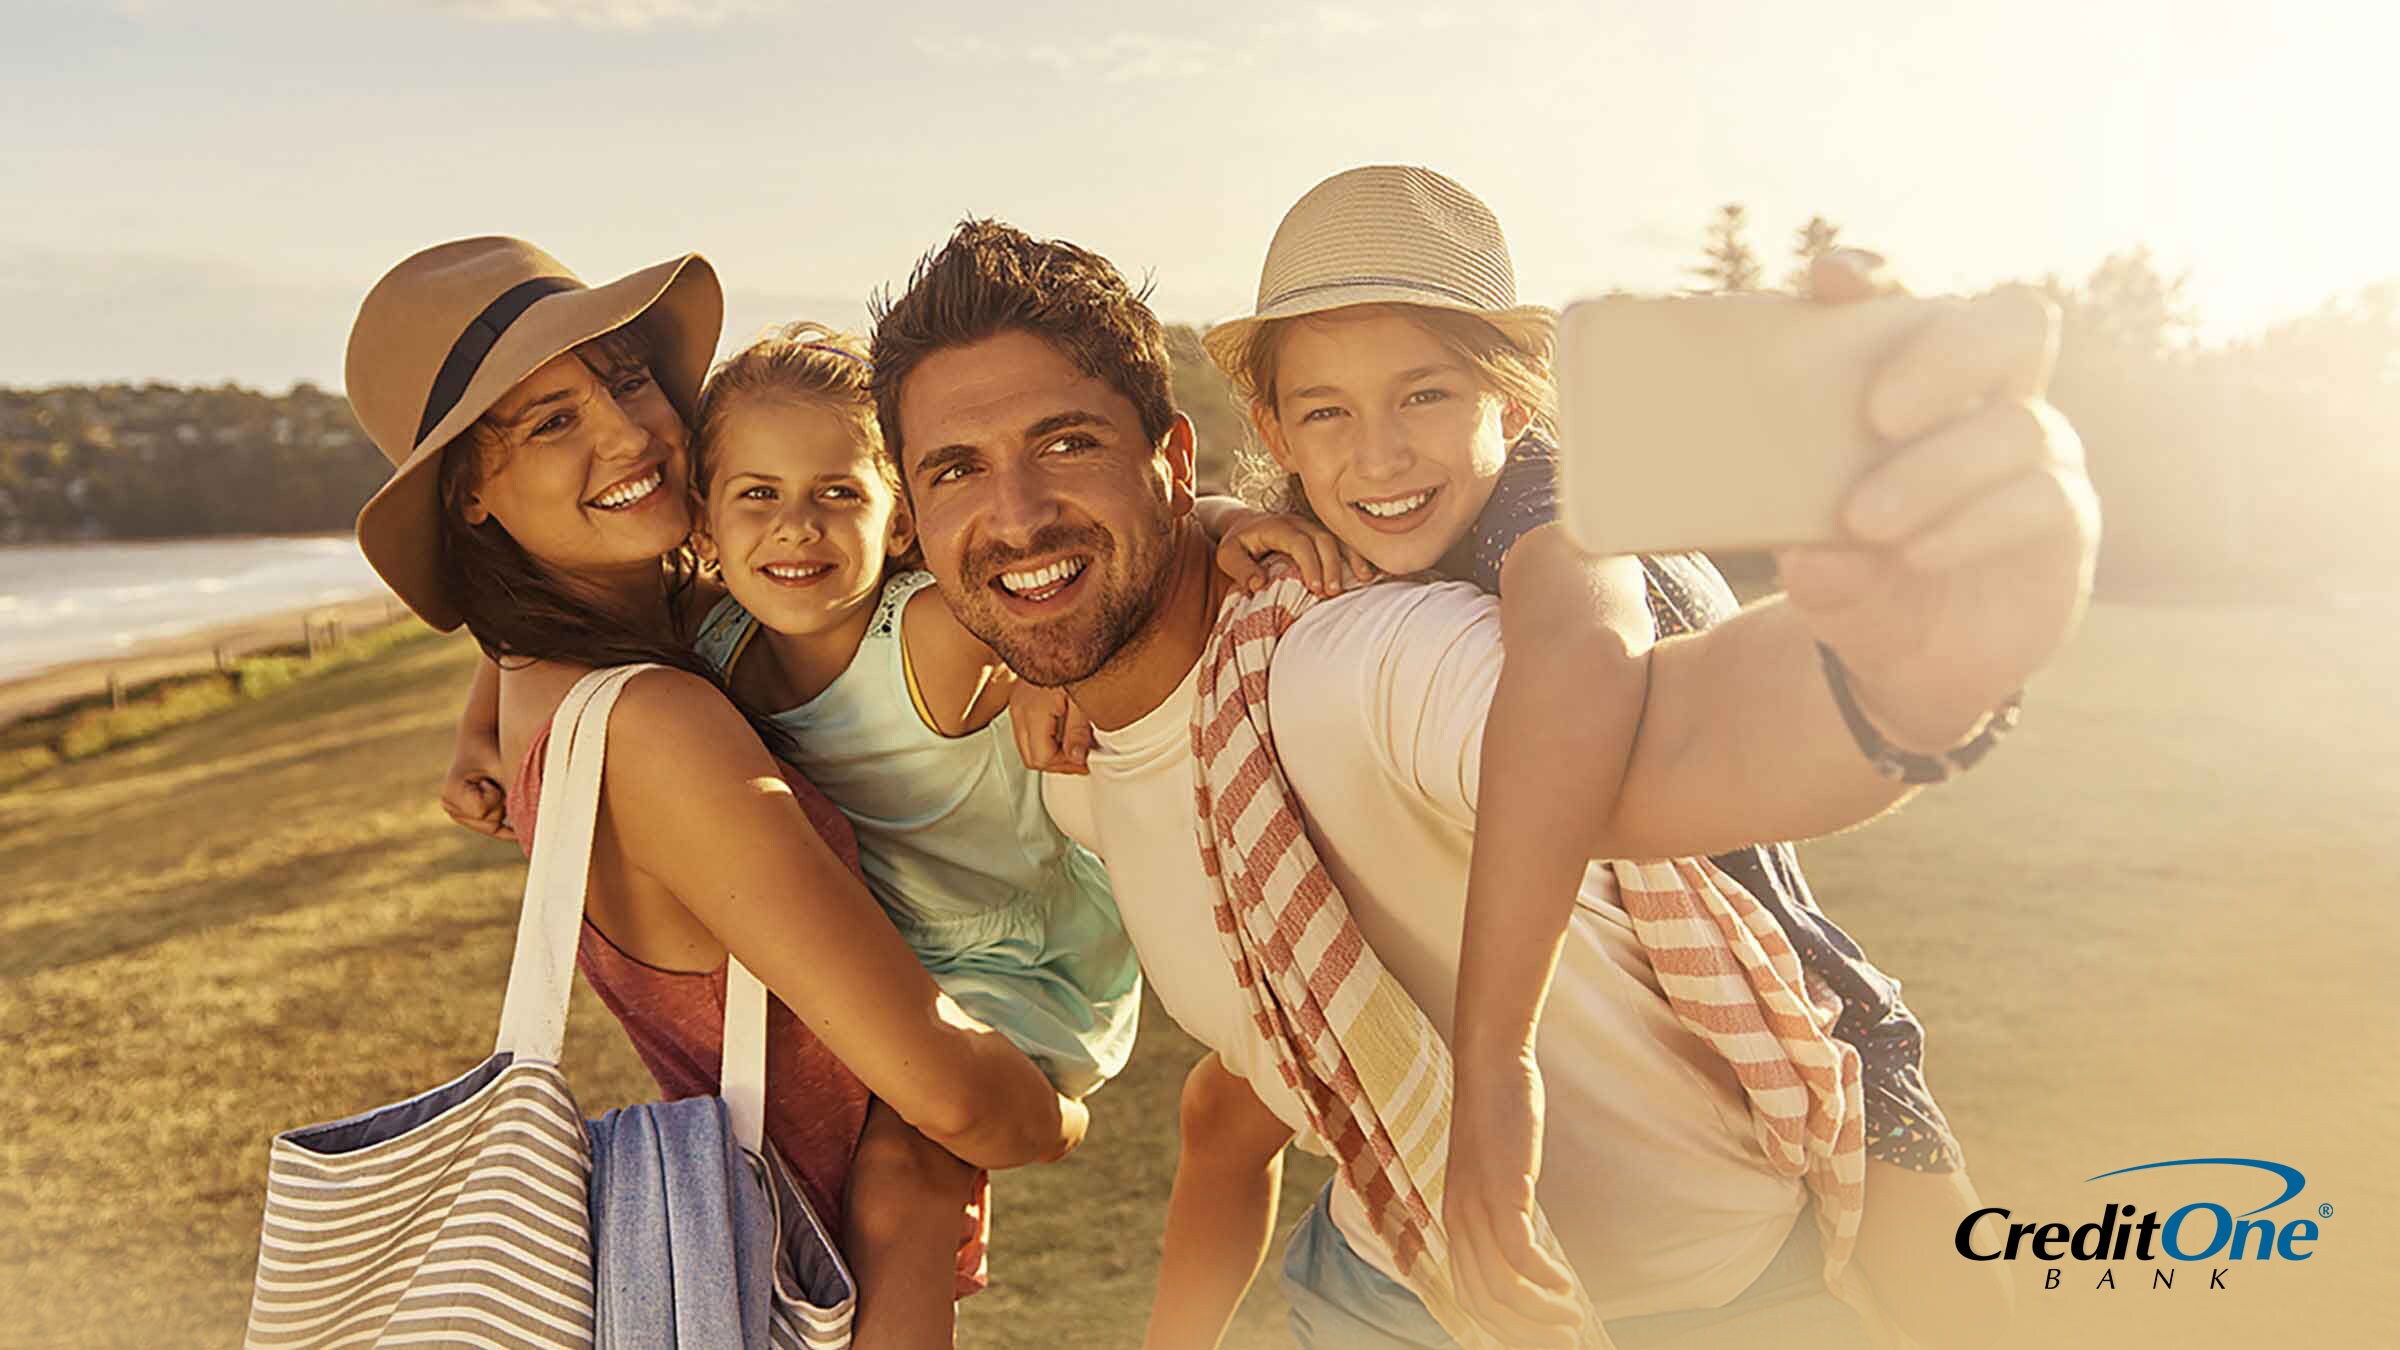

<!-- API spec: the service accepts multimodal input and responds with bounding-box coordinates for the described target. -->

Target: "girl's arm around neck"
[898,582,1016,737]
[598,666,1083,1168]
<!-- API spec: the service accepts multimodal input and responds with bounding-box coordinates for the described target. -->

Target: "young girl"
[1180,166,2009,1347]
[447,320,1358,1345]
[686,325,1141,1099]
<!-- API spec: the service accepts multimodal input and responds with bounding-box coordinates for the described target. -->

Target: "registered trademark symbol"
[2319,1203,2333,1218]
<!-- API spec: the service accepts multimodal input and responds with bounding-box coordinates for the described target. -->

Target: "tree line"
[1682,204,2400,598]
[0,382,386,544]
[6,214,2391,601]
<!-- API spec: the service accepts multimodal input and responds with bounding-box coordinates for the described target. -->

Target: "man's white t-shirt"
[1044,580,1805,1319]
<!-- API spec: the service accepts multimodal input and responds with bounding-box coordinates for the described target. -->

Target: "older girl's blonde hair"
[1212,303,1558,512]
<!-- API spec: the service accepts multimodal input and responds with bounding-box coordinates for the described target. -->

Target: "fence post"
[108,671,125,710]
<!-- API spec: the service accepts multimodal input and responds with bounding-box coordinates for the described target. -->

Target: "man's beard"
[943,521,1172,688]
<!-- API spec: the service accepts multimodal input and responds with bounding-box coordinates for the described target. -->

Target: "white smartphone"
[1553,293,1939,556]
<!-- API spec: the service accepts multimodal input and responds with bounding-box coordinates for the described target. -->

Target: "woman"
[347,236,1079,1347]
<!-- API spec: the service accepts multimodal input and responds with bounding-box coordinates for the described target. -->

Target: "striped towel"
[1611,859,1867,1284]
[1188,573,1867,1340]
[1191,574,1606,1348]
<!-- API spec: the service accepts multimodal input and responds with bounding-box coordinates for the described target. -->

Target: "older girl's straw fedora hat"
[1203,165,1556,384]
[347,237,722,631]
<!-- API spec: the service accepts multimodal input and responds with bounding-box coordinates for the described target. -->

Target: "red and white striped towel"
[1612,858,1866,1280]
[1189,574,1867,1341]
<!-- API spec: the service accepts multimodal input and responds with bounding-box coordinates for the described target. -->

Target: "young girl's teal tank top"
[692,570,1139,1097]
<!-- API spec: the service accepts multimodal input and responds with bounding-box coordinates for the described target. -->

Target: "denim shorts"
[1281,1186,1873,1349]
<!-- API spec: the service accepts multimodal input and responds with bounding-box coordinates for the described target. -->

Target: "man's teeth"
[762,562,832,580]
[591,468,663,509]
[999,556,1089,596]
[1355,489,1434,519]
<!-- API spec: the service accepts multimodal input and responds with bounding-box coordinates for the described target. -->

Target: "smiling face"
[1258,308,1529,576]
[458,344,692,576]
[896,329,1193,687]
[694,396,912,642]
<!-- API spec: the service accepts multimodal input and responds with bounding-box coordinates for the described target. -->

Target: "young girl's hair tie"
[798,340,871,370]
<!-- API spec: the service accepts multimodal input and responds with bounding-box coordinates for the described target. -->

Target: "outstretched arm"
[1560,277,2094,860]
[602,668,1084,1171]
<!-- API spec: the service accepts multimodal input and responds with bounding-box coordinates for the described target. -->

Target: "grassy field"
[2,601,2394,1348]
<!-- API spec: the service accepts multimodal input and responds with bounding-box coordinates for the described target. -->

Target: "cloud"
[1310,5,1383,37]
[422,0,772,30]
[908,5,1580,82]
[912,25,1252,83]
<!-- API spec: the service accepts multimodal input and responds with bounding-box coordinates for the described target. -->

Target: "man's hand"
[1444,1043,1582,1348]
[1783,250,2102,750]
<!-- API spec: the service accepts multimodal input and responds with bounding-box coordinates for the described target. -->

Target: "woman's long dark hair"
[433,328,795,757]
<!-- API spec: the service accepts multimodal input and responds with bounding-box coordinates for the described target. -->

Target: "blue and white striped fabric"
[246,666,855,1349]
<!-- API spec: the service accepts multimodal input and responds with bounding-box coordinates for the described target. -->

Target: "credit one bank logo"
[1954,1158,2328,1290]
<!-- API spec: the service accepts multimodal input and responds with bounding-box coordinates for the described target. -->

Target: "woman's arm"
[1144,1053,1295,1350]
[1446,526,1649,1341]
[600,668,1084,1169]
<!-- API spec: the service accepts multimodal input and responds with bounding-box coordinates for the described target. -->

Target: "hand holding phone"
[1554,293,1940,557]
[1557,279,2100,754]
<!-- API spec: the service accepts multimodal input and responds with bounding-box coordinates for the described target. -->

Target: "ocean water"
[0,536,388,682]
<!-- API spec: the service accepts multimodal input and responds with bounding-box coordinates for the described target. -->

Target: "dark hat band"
[414,275,580,448]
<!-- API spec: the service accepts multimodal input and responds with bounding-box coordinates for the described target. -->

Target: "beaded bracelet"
[1815,643,2022,785]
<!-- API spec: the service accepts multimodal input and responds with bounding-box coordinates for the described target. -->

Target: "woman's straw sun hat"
[346,237,722,631]
[1203,164,1556,385]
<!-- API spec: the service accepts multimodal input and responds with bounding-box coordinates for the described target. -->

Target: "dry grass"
[2,601,2393,1348]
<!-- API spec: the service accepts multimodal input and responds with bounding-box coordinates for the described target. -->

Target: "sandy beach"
[0,590,412,728]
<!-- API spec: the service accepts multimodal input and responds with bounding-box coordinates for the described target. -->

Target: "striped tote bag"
[244,665,856,1349]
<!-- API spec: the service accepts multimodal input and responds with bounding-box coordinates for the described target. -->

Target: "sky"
[2,0,2391,390]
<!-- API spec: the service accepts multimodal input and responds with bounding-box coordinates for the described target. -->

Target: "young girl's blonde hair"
[1213,303,1558,513]
[688,322,920,567]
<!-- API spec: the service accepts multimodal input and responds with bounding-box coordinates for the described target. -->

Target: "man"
[869,220,2097,1347]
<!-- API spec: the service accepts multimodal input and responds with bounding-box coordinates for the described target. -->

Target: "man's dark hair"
[869,219,1176,482]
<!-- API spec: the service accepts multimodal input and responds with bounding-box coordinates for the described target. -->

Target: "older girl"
[1198,167,2006,1348]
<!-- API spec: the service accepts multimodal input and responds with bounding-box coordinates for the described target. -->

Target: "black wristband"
[1815,643,2022,784]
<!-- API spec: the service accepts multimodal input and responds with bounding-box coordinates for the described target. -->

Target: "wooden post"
[108,672,125,710]
[214,643,229,674]
[304,617,320,658]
